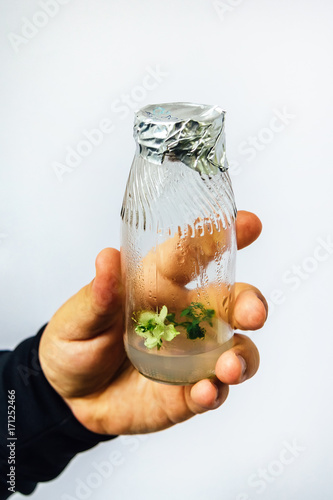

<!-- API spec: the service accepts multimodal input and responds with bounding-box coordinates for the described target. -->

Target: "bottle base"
[126,338,234,385]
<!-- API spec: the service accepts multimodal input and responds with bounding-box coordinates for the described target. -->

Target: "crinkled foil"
[134,102,228,175]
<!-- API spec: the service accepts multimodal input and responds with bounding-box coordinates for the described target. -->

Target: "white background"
[1,0,332,499]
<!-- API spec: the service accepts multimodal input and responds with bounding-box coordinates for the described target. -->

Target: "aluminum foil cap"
[134,102,228,175]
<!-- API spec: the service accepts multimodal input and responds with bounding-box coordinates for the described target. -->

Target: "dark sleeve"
[0,326,117,499]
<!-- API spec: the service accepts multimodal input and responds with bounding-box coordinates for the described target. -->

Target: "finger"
[132,211,265,325]
[236,210,262,250]
[144,211,261,288]
[153,219,232,285]
[50,248,123,340]
[232,283,268,330]
[139,257,190,311]
[187,282,267,330]
[91,248,123,313]
[184,379,229,414]
[215,333,260,385]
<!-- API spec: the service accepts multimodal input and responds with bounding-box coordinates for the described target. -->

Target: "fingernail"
[237,355,247,382]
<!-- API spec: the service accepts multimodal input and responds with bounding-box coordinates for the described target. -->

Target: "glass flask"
[121,102,237,385]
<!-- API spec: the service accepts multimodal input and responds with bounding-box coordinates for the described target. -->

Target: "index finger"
[143,210,262,287]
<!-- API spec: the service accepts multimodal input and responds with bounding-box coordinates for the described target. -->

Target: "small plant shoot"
[134,302,215,349]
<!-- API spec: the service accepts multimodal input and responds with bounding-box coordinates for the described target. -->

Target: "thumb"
[51,248,123,341]
[91,248,123,315]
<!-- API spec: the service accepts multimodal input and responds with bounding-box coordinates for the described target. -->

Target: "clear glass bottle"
[121,102,237,385]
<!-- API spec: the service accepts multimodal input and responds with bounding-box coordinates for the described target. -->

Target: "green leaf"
[163,324,180,342]
[134,306,180,349]
[166,312,176,323]
[187,323,205,340]
[158,305,168,323]
[180,308,191,317]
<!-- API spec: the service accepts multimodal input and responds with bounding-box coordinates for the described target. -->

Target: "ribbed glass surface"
[121,155,237,384]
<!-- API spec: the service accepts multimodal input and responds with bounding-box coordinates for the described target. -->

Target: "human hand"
[39,210,267,435]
